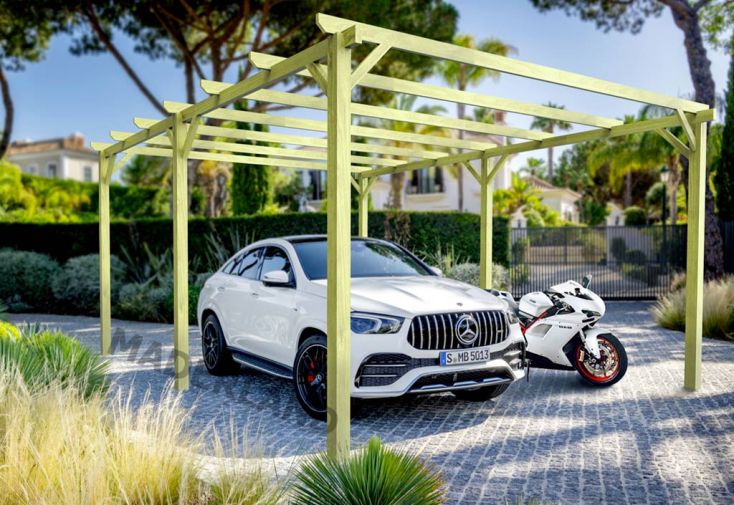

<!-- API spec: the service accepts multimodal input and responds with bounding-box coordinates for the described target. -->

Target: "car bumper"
[350,322,526,398]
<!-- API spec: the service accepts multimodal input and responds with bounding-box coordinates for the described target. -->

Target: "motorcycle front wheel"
[574,333,627,387]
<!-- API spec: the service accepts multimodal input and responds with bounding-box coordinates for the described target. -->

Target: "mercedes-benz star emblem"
[455,314,479,346]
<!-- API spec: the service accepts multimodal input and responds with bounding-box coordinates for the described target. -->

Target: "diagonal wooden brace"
[351,43,391,88]
[676,109,696,151]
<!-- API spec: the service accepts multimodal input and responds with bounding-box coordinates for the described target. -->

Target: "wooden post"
[684,119,706,391]
[479,157,493,289]
[326,30,352,459]
[357,177,369,237]
[171,112,190,391]
[98,153,112,355]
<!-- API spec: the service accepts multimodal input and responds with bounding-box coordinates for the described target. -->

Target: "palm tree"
[530,103,572,181]
[518,157,547,179]
[438,34,516,211]
[587,115,647,207]
[494,173,541,215]
[637,105,685,223]
[363,94,447,209]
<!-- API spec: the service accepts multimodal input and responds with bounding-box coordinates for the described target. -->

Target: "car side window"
[259,246,293,284]
[237,248,263,279]
[222,251,244,274]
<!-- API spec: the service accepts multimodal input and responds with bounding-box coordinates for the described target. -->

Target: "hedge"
[0,211,509,267]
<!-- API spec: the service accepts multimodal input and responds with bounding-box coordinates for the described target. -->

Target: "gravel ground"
[9,302,734,505]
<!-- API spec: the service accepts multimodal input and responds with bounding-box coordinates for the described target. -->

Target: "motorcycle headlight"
[506,311,519,325]
[350,313,404,334]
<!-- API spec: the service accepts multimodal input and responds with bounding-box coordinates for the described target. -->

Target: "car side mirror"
[263,270,291,286]
[429,266,442,276]
[582,275,592,289]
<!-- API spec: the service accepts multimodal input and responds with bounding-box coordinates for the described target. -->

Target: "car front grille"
[407,310,509,350]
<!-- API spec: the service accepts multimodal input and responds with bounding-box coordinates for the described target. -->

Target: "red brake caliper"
[306,359,315,384]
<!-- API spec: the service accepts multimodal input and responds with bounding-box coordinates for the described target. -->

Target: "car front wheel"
[293,334,328,421]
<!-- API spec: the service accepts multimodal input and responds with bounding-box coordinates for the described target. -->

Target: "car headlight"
[350,313,404,334]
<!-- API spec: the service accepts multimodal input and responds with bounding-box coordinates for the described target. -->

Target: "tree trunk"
[624,171,632,207]
[389,172,405,209]
[0,66,13,159]
[668,3,725,280]
[547,145,554,182]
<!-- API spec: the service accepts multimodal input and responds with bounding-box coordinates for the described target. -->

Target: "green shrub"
[579,232,605,263]
[115,283,170,322]
[292,436,444,505]
[446,263,510,291]
[620,264,659,286]
[0,327,109,397]
[624,249,647,265]
[52,254,126,315]
[610,237,627,263]
[511,237,529,264]
[623,206,647,226]
[511,264,531,285]
[0,249,61,311]
[652,276,734,340]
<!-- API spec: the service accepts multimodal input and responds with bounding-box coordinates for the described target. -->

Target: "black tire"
[201,314,238,376]
[574,332,628,387]
[452,384,509,402]
[293,334,329,421]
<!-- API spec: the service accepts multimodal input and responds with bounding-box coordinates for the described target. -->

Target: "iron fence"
[509,225,687,300]
[722,221,734,274]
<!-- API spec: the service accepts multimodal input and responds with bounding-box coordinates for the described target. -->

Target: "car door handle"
[250,292,259,297]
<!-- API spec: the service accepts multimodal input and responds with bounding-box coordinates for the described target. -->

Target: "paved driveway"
[9,303,734,505]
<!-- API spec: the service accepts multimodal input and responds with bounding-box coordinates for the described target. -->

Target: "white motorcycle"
[493,275,628,387]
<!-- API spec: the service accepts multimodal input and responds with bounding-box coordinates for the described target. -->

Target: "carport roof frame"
[94,13,713,461]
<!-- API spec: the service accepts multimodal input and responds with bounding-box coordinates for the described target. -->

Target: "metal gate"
[509,225,687,300]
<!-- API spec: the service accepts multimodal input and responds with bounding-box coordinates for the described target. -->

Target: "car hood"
[309,276,506,316]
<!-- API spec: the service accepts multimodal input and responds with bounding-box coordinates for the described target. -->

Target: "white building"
[7,133,99,183]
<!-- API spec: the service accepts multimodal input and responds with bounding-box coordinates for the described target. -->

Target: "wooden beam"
[326,30,352,460]
[165,101,492,151]
[656,128,691,159]
[203,83,550,141]
[462,160,481,183]
[250,53,620,129]
[676,109,696,151]
[113,127,448,160]
[317,13,708,113]
[171,112,189,391]
[684,119,707,391]
[351,43,391,88]
[479,156,492,289]
[98,153,112,356]
[306,62,328,93]
[360,108,715,179]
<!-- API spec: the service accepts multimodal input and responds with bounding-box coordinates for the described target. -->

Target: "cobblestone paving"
[10,303,734,505]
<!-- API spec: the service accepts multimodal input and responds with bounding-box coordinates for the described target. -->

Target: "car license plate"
[440,347,491,366]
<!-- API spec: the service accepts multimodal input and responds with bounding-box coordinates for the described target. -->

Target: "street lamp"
[660,166,670,226]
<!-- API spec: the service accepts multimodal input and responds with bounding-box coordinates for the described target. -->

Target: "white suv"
[197,235,526,419]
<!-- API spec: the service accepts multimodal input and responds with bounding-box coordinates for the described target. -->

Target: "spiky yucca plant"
[0,327,109,397]
[292,437,444,505]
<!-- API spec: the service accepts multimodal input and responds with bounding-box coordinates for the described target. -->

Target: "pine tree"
[230,100,271,215]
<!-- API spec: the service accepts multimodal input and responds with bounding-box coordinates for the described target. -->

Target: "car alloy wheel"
[294,335,328,420]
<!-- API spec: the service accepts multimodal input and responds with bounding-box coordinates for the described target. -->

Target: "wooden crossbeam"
[250,53,621,129]
[202,81,549,141]
[163,102,493,151]
[360,108,715,178]
[317,13,708,114]
[656,128,691,159]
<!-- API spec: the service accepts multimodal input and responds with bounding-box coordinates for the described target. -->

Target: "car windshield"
[292,239,431,280]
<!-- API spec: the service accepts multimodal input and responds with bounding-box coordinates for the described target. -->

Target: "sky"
[8,0,731,174]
